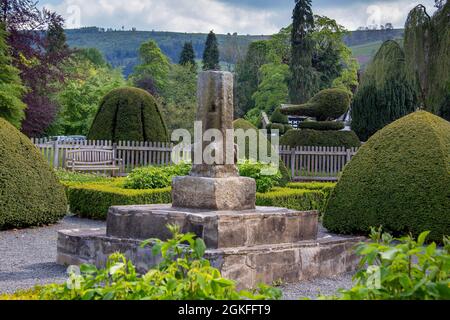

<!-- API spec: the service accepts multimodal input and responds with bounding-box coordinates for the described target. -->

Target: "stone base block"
[171,176,256,211]
[57,228,364,290]
[106,205,318,248]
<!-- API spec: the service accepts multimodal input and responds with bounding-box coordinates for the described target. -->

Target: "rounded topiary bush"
[323,111,450,242]
[88,87,168,142]
[282,88,351,121]
[0,118,67,229]
[280,129,361,148]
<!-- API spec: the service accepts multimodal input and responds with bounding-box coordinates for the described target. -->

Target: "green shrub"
[55,169,115,185]
[4,225,281,300]
[123,163,191,189]
[287,182,335,199]
[281,88,351,121]
[323,111,450,242]
[234,118,291,185]
[0,118,67,230]
[325,228,450,300]
[67,183,171,220]
[280,129,361,148]
[270,107,289,124]
[256,187,328,212]
[299,121,345,131]
[238,160,282,193]
[88,87,168,142]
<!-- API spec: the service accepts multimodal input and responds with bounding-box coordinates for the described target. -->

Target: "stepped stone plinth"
[57,71,363,289]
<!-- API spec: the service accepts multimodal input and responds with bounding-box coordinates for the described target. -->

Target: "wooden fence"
[32,138,358,181]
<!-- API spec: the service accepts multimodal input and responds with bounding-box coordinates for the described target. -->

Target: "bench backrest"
[66,149,114,163]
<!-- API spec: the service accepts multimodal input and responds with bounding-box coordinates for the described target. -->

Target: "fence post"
[53,140,59,169]
[346,148,352,163]
[290,147,296,178]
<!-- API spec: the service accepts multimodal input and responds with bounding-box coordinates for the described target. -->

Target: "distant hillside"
[65,27,404,76]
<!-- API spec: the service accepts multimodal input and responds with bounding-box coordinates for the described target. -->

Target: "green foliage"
[124,163,191,190]
[238,160,282,193]
[54,169,115,185]
[299,121,345,131]
[0,118,67,230]
[404,3,450,118]
[323,111,450,243]
[88,87,168,142]
[202,31,220,71]
[131,40,170,92]
[0,23,26,128]
[22,225,282,300]
[159,64,197,135]
[327,229,450,300]
[256,187,328,212]
[282,88,351,121]
[270,107,289,124]
[352,40,419,141]
[49,52,126,136]
[280,129,360,148]
[66,183,172,220]
[179,42,196,70]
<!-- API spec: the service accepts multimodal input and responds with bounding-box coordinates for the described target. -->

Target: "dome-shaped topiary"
[281,88,351,121]
[88,87,168,142]
[0,118,67,230]
[323,111,450,242]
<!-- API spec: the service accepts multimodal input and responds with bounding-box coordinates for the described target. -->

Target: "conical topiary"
[323,111,450,242]
[0,118,67,229]
[88,87,168,142]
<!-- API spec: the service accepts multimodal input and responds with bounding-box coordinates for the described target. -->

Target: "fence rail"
[32,138,358,181]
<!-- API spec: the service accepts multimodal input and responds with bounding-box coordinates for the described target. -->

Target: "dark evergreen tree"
[289,0,319,104]
[352,41,419,141]
[179,41,196,69]
[202,31,219,71]
[46,19,68,55]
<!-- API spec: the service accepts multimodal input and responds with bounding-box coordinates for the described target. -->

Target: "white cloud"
[42,0,282,34]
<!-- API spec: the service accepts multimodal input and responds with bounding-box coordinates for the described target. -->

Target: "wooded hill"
[65,27,404,76]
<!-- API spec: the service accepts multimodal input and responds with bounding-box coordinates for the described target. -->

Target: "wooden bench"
[65,149,122,175]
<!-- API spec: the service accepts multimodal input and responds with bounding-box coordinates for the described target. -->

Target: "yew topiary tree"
[351,40,419,141]
[0,117,67,229]
[88,87,168,142]
[323,111,450,243]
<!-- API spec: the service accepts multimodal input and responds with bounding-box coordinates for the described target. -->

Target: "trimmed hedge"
[299,121,345,131]
[323,111,450,242]
[281,89,351,121]
[65,183,329,220]
[88,87,168,142]
[67,183,171,220]
[280,129,361,148]
[0,118,67,230]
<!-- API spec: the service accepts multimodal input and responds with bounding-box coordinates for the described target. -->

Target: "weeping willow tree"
[352,40,419,141]
[404,3,450,120]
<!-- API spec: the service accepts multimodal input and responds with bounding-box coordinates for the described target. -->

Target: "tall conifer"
[202,31,220,71]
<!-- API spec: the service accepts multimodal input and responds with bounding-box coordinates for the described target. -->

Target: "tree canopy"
[202,31,220,71]
[179,42,196,70]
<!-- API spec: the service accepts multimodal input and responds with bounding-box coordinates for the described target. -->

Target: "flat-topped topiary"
[323,111,450,242]
[281,88,351,121]
[280,129,361,148]
[0,118,67,229]
[88,87,168,142]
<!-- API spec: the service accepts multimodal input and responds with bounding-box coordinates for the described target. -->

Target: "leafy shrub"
[55,169,115,185]
[280,129,361,148]
[299,121,345,131]
[326,228,450,300]
[67,183,171,220]
[0,118,67,230]
[88,87,168,142]
[323,111,450,242]
[287,182,335,199]
[281,88,351,121]
[270,107,289,124]
[16,225,281,300]
[238,160,282,193]
[123,163,191,189]
[256,188,328,212]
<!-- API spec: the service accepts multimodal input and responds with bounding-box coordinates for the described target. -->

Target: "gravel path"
[0,217,354,298]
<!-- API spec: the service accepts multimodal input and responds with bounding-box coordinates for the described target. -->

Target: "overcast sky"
[41,0,437,34]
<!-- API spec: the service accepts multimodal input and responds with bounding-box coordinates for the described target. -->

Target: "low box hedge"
[65,183,330,220]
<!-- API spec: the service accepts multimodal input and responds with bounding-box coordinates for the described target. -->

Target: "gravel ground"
[0,217,354,298]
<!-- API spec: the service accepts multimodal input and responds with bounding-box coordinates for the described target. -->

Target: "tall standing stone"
[172,71,256,211]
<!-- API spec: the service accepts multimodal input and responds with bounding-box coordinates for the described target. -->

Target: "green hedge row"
[65,183,330,220]
[299,121,345,131]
